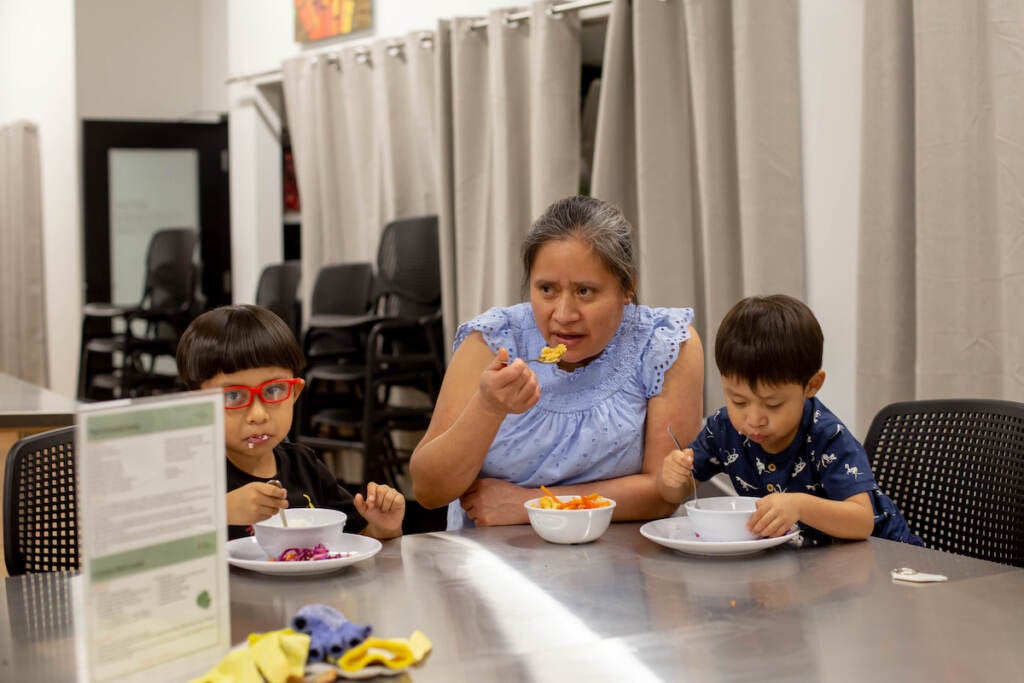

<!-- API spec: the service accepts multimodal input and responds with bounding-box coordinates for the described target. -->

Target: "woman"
[410,196,704,528]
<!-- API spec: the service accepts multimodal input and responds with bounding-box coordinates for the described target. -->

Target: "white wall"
[200,0,229,115]
[800,0,862,432]
[0,0,81,398]
[77,0,204,119]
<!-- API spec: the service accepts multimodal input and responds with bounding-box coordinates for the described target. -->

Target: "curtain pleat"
[0,121,48,386]
[282,34,438,315]
[439,3,582,330]
[856,0,916,430]
[858,0,1024,432]
[592,0,804,412]
[731,1,804,296]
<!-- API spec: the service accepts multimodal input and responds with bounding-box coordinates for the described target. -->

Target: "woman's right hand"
[478,348,541,416]
[410,337,540,509]
[226,481,288,526]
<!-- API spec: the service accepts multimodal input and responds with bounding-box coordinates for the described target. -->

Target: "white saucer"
[639,517,799,557]
[226,535,382,576]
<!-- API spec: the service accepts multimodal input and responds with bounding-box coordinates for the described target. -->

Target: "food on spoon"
[534,485,611,510]
[539,343,567,363]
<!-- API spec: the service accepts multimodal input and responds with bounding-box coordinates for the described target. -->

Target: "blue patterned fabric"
[447,303,694,530]
[690,397,923,546]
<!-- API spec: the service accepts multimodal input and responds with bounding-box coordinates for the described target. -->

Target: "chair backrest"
[256,260,303,336]
[143,227,199,313]
[3,426,79,575]
[374,215,440,319]
[310,262,375,317]
[863,399,1024,567]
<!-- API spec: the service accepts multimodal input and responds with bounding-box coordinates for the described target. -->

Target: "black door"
[82,119,231,309]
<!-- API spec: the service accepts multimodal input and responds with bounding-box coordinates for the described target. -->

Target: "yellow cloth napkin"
[191,629,310,683]
[336,630,432,673]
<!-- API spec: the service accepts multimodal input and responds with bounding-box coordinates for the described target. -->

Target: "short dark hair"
[715,295,823,389]
[521,195,638,301]
[175,304,305,389]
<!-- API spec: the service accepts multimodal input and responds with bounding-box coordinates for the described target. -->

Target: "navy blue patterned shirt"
[691,397,922,546]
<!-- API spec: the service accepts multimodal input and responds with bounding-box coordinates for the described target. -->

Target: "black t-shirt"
[225,440,366,540]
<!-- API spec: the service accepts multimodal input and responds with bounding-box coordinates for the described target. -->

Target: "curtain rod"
[227,0,617,85]
[469,0,613,31]
[226,32,434,85]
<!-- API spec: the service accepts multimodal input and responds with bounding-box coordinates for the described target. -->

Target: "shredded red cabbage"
[273,543,353,562]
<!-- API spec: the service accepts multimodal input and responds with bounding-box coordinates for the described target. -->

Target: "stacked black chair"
[255,260,303,341]
[864,398,1024,567]
[296,216,444,489]
[292,261,375,447]
[4,426,79,575]
[301,261,376,367]
[78,227,201,400]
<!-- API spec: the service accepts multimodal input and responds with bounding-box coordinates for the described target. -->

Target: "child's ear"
[292,378,306,400]
[805,370,826,397]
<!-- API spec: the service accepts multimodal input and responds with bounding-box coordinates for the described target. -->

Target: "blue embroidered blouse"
[447,303,694,530]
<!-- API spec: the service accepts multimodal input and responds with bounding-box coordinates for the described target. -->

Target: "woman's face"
[529,236,631,368]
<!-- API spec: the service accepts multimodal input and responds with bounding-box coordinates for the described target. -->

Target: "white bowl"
[684,496,760,542]
[252,507,348,559]
[523,495,616,544]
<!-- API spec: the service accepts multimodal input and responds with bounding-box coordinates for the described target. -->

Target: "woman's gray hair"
[521,195,638,301]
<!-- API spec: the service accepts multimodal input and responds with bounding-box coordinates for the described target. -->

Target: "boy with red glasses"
[176,304,405,541]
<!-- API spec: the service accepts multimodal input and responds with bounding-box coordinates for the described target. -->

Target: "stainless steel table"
[3,523,1023,681]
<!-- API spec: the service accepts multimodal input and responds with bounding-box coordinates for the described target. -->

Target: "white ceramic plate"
[639,517,799,557]
[226,535,382,576]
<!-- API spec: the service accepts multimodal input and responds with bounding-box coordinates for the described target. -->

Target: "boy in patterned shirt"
[657,295,922,547]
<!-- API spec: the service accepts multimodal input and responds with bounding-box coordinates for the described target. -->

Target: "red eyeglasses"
[221,378,303,410]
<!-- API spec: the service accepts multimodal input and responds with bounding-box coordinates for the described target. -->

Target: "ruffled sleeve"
[639,307,694,399]
[453,305,520,356]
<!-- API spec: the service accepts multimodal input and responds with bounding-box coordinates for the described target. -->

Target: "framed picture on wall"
[295,0,373,42]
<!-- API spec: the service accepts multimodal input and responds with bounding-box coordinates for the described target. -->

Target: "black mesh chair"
[297,216,444,488]
[78,227,200,400]
[864,399,1024,567]
[255,260,303,340]
[3,426,79,575]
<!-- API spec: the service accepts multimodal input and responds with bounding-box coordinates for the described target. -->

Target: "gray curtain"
[0,121,48,386]
[857,0,1024,434]
[436,3,583,345]
[282,32,438,315]
[592,0,805,411]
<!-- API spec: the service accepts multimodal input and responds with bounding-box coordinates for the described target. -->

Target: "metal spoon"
[268,479,288,527]
[666,426,699,509]
[504,344,568,365]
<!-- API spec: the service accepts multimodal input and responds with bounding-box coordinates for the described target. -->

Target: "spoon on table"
[268,479,288,527]
[666,426,699,509]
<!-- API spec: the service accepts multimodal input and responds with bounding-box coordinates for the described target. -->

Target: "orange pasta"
[536,487,611,510]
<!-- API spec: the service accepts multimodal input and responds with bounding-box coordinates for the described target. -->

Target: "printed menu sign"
[77,391,229,682]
